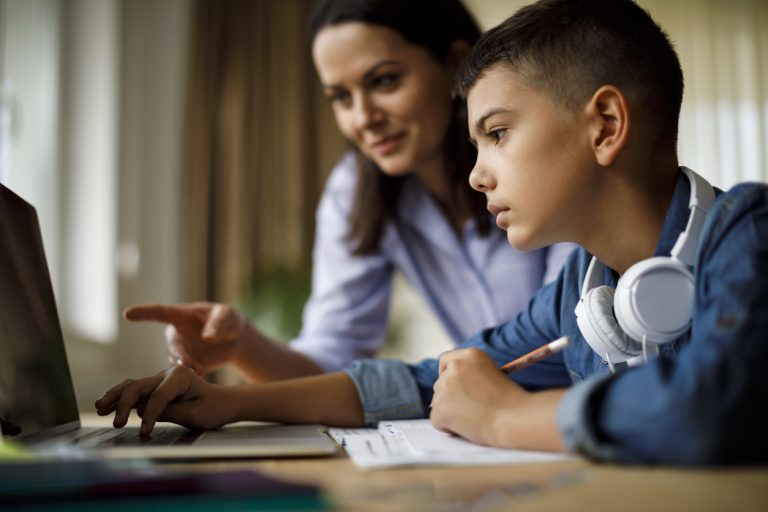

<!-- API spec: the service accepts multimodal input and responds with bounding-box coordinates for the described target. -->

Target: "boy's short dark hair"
[456,0,684,146]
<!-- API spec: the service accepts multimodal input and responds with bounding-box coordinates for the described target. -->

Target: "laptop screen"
[0,184,79,441]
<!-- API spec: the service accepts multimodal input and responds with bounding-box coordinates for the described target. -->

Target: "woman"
[126,0,574,382]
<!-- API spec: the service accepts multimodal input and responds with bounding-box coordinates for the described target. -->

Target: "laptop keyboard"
[73,426,200,448]
[104,427,185,446]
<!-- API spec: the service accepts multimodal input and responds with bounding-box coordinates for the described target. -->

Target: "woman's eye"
[372,73,400,88]
[326,90,351,105]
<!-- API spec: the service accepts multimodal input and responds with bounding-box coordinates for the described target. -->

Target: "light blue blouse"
[290,152,575,371]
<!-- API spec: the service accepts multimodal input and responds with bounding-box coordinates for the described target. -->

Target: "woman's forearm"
[231,322,325,382]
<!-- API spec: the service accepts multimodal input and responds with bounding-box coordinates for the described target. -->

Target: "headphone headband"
[580,257,606,299]
[670,167,715,266]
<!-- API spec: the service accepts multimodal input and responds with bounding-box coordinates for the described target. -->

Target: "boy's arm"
[95,367,364,435]
[96,260,578,437]
[233,372,364,426]
[345,267,576,427]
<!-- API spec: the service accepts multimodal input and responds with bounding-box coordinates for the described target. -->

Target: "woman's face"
[312,22,455,177]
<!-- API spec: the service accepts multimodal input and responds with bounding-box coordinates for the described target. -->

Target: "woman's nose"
[352,93,383,130]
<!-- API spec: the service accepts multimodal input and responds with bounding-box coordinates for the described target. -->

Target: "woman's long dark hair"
[309,0,491,254]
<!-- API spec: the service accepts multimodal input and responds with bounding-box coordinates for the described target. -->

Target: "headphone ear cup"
[614,257,694,344]
[577,285,643,361]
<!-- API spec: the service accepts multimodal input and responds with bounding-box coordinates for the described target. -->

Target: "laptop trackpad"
[196,424,332,447]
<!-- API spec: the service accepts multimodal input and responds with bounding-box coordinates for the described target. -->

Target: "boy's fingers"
[431,420,454,436]
[95,403,117,416]
[94,379,135,410]
[113,375,165,428]
[139,368,194,436]
[438,349,459,374]
[136,399,148,419]
[138,403,193,433]
[140,376,181,434]
[154,402,197,429]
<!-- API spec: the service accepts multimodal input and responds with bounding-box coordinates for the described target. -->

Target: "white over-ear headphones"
[574,167,715,369]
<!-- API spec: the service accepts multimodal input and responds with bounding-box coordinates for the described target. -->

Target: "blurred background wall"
[0,0,766,408]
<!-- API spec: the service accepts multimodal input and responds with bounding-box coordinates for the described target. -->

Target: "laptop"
[0,183,337,459]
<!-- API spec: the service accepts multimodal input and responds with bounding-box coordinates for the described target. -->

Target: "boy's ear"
[587,85,630,166]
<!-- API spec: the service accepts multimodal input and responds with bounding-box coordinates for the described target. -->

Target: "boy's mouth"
[486,203,508,216]
[487,203,510,228]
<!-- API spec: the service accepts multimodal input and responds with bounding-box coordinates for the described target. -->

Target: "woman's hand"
[125,302,326,383]
[124,302,247,376]
[94,366,236,436]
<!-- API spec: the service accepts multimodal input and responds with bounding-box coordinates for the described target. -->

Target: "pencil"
[500,336,570,374]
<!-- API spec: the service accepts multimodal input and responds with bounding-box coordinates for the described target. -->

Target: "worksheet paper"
[329,419,574,470]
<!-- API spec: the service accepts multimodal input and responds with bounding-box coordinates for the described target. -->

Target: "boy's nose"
[469,162,495,192]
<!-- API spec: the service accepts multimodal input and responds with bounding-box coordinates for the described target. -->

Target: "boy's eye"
[488,128,507,144]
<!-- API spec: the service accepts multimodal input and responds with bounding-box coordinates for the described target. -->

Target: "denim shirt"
[291,152,575,371]
[345,170,768,465]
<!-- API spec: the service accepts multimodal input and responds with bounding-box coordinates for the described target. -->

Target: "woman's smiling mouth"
[370,132,406,155]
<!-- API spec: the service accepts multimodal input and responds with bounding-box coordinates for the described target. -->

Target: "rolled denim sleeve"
[344,359,428,426]
[556,374,618,461]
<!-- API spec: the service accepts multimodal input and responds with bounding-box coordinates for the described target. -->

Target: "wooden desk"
[188,458,768,511]
[82,414,768,511]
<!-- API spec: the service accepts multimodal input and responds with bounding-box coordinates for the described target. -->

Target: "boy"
[97,0,768,464]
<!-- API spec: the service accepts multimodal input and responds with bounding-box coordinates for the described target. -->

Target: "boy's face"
[467,63,593,251]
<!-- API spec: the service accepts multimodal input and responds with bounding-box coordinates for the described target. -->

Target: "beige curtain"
[644,0,768,188]
[182,0,346,305]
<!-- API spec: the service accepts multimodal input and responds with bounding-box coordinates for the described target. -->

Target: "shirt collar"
[653,169,692,258]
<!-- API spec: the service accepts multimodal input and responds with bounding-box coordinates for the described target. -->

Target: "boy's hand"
[431,348,528,447]
[94,366,235,436]
[124,302,246,376]
[432,348,568,452]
